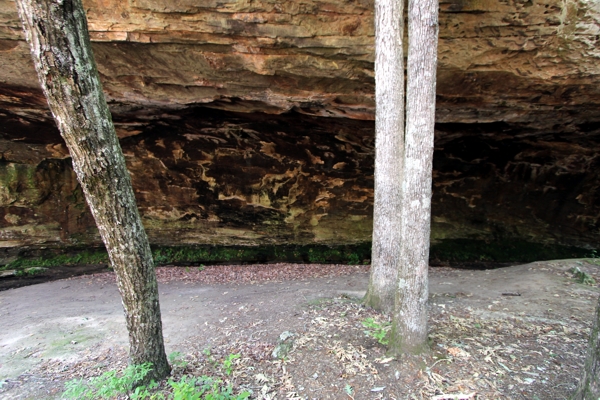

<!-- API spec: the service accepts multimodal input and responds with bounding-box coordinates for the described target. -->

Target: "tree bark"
[364,0,405,314]
[15,0,170,379]
[573,297,600,399]
[389,0,439,354]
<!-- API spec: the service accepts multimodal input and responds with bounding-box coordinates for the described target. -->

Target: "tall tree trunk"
[389,0,439,354]
[15,0,170,379]
[573,297,600,399]
[364,0,405,314]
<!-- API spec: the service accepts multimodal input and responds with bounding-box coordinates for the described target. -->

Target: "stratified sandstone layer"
[0,0,599,252]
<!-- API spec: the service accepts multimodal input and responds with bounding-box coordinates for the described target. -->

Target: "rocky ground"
[0,259,599,399]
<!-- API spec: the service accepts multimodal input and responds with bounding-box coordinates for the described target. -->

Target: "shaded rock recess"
[0,0,599,258]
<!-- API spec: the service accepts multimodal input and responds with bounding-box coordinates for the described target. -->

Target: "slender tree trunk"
[573,297,600,399]
[389,0,439,354]
[15,0,170,379]
[364,0,405,314]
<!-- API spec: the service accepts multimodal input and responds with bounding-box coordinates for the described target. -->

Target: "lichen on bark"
[573,297,600,399]
[14,0,170,379]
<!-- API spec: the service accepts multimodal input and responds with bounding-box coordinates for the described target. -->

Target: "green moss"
[5,239,590,274]
[429,239,593,264]
[307,247,341,263]
[14,267,47,277]
[150,243,372,266]
[0,163,24,205]
[2,250,109,272]
[0,244,370,276]
[0,162,18,187]
[388,324,430,356]
[0,161,49,207]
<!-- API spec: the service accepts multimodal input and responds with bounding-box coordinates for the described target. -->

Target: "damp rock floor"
[0,259,598,399]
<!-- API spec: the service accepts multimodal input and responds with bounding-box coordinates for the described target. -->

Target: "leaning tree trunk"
[389,0,439,354]
[364,0,405,314]
[15,0,170,379]
[573,297,600,399]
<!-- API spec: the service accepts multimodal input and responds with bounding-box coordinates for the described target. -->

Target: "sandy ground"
[0,259,599,399]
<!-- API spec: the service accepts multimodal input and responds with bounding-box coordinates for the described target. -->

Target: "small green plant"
[168,376,250,400]
[202,347,219,368]
[62,362,251,400]
[346,252,361,265]
[570,266,597,286]
[169,375,202,400]
[307,248,326,263]
[169,351,189,369]
[344,383,354,398]
[62,363,157,399]
[362,317,391,346]
[222,353,240,376]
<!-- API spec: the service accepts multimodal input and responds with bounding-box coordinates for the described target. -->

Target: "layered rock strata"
[0,0,599,252]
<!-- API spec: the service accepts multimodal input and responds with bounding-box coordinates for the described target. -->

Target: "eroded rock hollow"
[1,0,599,255]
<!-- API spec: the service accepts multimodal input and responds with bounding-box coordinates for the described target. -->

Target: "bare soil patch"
[0,259,598,399]
[0,264,111,292]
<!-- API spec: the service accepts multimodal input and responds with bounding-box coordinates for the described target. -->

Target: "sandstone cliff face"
[0,0,599,252]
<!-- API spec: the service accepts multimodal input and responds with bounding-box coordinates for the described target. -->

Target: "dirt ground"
[0,259,599,399]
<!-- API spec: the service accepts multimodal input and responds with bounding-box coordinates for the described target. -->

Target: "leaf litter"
[0,259,598,399]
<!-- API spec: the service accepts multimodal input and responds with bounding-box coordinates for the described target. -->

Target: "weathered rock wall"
[0,0,599,251]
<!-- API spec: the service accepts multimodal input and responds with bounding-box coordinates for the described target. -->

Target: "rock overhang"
[0,0,599,254]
